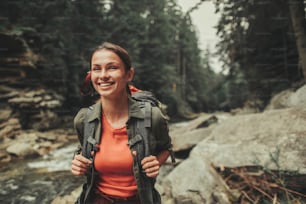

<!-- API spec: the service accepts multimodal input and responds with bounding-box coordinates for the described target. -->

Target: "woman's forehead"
[91,49,122,64]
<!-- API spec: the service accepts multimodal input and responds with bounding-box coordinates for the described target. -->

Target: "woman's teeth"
[99,82,113,87]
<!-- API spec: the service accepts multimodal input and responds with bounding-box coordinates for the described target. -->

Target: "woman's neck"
[100,94,129,128]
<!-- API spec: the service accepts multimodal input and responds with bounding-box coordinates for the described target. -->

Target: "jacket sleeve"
[151,106,173,154]
[73,108,87,145]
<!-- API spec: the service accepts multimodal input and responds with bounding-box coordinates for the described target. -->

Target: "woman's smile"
[98,81,115,88]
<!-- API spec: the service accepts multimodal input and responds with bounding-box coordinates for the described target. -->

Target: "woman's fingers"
[71,154,92,176]
[141,155,160,178]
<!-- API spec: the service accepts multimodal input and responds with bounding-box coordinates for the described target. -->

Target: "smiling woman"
[90,46,134,104]
[71,42,173,204]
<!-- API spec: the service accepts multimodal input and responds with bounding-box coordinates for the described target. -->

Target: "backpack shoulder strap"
[82,106,99,159]
[135,101,152,157]
[134,99,175,163]
[80,106,100,203]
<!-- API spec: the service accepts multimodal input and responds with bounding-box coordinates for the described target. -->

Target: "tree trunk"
[288,0,306,79]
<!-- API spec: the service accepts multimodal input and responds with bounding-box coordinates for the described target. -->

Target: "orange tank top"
[94,114,137,197]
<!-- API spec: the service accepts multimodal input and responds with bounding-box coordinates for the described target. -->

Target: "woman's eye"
[92,67,100,71]
[108,66,118,70]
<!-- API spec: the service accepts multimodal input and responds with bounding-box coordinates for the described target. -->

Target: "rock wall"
[0,33,75,164]
[0,33,66,131]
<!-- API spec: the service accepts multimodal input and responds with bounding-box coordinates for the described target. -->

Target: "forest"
[1,0,306,203]
[1,0,306,119]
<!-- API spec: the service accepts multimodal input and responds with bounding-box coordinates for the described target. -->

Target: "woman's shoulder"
[73,107,88,128]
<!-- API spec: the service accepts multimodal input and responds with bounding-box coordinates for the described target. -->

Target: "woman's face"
[90,49,134,99]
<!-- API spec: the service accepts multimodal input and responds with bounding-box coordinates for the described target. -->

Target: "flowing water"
[0,122,185,204]
[0,143,83,204]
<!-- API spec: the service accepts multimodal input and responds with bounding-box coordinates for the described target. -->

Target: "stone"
[51,185,82,204]
[0,109,12,121]
[161,106,306,203]
[0,118,21,139]
[193,107,306,173]
[163,158,231,204]
[170,114,218,152]
[265,89,293,110]
[288,84,306,107]
[6,142,39,158]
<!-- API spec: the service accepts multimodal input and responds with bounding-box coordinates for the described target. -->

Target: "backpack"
[82,89,170,158]
[75,89,174,204]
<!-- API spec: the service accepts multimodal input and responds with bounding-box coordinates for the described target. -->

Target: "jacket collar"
[87,101,102,122]
[86,95,145,122]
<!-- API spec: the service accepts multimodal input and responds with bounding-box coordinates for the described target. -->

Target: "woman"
[71,42,173,204]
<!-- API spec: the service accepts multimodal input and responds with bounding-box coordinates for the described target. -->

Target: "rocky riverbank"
[0,32,76,165]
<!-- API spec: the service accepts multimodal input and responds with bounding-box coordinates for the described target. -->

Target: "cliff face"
[0,33,67,134]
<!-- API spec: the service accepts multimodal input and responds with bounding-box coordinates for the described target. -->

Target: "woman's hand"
[71,154,92,176]
[141,155,160,178]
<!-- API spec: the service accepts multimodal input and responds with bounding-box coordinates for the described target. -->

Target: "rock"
[18,132,39,141]
[0,118,21,139]
[160,106,306,203]
[265,89,293,110]
[39,100,61,108]
[231,99,263,115]
[193,107,306,173]
[8,96,42,107]
[5,88,64,130]
[288,84,306,107]
[0,149,12,163]
[6,142,39,158]
[0,109,12,121]
[1,39,65,129]
[163,158,232,204]
[170,114,218,152]
[51,185,82,204]
[266,84,306,110]
[171,127,215,152]
[0,90,19,101]
[37,132,58,141]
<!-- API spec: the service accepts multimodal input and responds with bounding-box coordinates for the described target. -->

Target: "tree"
[214,0,305,109]
[288,0,306,79]
[1,0,214,117]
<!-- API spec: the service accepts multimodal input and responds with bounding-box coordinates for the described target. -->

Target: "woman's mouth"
[98,82,114,87]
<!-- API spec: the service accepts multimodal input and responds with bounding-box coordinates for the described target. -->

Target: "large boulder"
[265,89,294,110]
[162,158,232,204]
[266,84,306,110]
[288,84,306,107]
[194,107,306,173]
[162,106,306,203]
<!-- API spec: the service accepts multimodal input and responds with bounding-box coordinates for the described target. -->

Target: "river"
[0,143,83,204]
[0,122,188,204]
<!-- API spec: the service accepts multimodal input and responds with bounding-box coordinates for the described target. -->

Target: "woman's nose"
[99,68,109,79]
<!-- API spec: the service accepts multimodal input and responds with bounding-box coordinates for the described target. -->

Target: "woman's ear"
[127,67,135,82]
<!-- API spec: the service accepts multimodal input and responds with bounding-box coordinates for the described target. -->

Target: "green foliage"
[0,0,223,117]
[214,0,305,109]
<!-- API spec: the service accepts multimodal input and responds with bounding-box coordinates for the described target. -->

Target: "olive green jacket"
[74,96,173,204]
